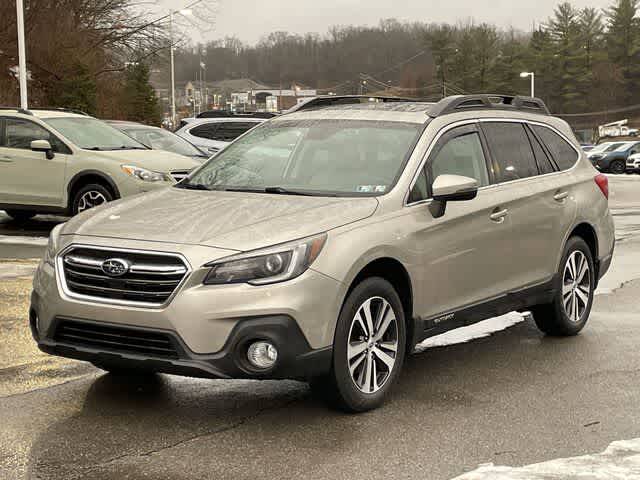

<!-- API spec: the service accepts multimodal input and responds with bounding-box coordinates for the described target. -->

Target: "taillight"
[595,174,609,199]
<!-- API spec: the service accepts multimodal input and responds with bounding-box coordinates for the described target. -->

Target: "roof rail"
[0,107,32,115]
[286,95,422,114]
[29,107,89,116]
[428,94,550,117]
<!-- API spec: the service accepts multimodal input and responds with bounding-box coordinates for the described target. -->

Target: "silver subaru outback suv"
[31,95,615,412]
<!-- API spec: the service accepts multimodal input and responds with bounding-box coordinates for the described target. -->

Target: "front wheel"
[72,184,113,215]
[531,237,595,336]
[315,277,406,412]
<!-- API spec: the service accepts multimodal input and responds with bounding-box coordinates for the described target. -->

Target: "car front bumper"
[31,237,344,380]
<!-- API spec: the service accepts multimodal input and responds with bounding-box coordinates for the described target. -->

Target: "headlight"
[121,165,170,182]
[43,223,64,266]
[590,155,604,161]
[204,234,327,285]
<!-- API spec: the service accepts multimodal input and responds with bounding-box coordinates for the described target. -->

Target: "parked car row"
[586,140,640,174]
[0,108,265,220]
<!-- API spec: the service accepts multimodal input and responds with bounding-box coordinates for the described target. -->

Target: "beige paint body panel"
[32,106,615,356]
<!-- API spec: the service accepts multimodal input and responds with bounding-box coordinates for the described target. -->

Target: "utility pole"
[16,0,28,109]
[169,10,176,126]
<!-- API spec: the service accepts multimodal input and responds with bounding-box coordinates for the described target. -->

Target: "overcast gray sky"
[161,0,613,44]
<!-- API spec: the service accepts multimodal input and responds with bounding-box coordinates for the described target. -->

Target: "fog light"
[247,341,278,369]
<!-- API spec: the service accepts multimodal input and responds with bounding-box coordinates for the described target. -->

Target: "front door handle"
[554,191,569,202]
[0,157,13,164]
[490,208,509,223]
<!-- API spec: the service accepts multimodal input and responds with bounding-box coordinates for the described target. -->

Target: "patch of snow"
[452,437,640,479]
[0,261,39,279]
[0,235,48,246]
[415,312,527,352]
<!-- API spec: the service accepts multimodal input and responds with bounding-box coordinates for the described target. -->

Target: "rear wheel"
[314,277,406,412]
[609,160,625,174]
[4,210,36,222]
[72,184,113,215]
[531,237,595,336]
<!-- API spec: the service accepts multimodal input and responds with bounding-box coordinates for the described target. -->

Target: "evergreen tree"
[48,63,97,115]
[604,0,640,103]
[121,63,161,126]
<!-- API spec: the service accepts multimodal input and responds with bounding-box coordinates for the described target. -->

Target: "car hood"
[89,149,201,172]
[61,188,379,251]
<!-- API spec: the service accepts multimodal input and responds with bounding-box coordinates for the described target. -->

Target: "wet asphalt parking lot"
[1,175,640,479]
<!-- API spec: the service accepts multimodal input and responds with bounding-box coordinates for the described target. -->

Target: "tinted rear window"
[483,122,539,183]
[525,126,556,174]
[532,125,578,170]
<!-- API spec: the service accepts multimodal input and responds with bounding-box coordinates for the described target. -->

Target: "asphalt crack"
[59,394,304,479]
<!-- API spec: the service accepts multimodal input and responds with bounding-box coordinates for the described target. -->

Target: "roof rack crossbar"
[0,107,32,115]
[428,94,550,117]
[286,95,423,113]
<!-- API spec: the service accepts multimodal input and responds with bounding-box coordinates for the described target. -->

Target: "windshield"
[43,117,146,150]
[123,127,205,157]
[614,142,637,152]
[182,119,422,196]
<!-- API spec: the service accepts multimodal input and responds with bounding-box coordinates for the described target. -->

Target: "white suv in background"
[175,116,266,155]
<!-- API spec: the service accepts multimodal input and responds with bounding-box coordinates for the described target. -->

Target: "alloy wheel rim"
[77,191,107,212]
[562,251,591,323]
[612,162,625,174]
[347,296,398,394]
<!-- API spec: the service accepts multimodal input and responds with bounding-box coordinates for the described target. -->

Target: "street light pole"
[16,0,28,109]
[169,10,176,127]
[520,71,535,98]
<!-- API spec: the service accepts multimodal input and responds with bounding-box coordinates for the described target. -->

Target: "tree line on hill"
[2,0,639,121]
[174,0,640,115]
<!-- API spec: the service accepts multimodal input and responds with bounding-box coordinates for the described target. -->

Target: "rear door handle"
[490,208,509,223]
[0,156,13,164]
[554,191,569,202]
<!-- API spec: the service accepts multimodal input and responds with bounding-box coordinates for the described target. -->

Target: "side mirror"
[31,140,54,160]
[429,174,479,219]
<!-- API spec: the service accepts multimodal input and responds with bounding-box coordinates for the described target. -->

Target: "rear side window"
[483,122,539,183]
[531,125,578,171]
[190,123,218,140]
[525,126,556,175]
[213,122,258,142]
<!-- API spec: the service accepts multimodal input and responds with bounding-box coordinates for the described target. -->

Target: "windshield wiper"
[174,182,210,191]
[264,186,317,196]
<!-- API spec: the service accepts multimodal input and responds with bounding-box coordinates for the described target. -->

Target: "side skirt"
[411,276,558,350]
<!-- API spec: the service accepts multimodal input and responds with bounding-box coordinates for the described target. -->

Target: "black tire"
[71,183,113,215]
[4,210,36,222]
[609,160,626,174]
[531,237,595,336]
[316,277,406,412]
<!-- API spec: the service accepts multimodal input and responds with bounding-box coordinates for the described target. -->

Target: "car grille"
[170,170,192,183]
[60,246,189,306]
[54,319,180,359]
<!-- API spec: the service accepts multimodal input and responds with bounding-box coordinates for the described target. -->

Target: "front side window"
[2,118,69,154]
[430,132,490,187]
[531,125,579,171]
[43,117,145,151]
[483,122,539,183]
[183,119,422,196]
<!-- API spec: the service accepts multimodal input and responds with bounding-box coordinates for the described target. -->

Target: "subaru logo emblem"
[101,258,130,277]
